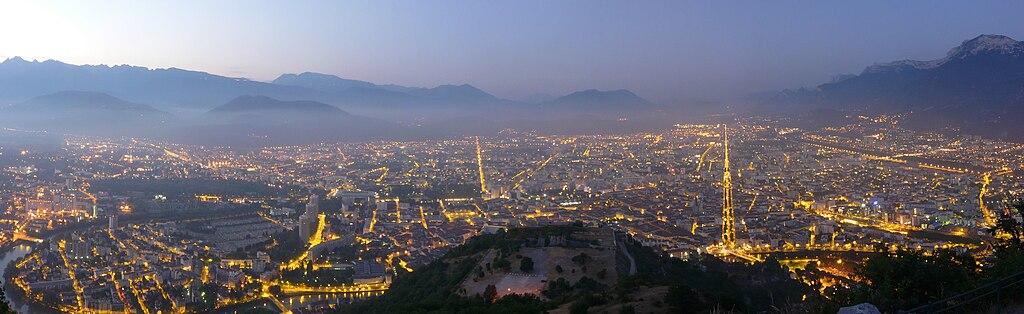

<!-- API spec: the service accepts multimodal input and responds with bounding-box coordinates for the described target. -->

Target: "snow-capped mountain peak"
[946,34,1024,59]
[863,34,1022,74]
[862,59,943,74]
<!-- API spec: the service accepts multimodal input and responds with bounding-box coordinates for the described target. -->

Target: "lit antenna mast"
[476,137,487,195]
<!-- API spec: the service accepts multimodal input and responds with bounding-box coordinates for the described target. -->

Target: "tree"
[665,284,705,312]
[845,246,977,311]
[826,201,1024,312]
[574,276,605,291]
[198,283,219,310]
[570,293,606,314]
[520,256,534,272]
[987,202,1024,278]
[572,252,591,265]
[543,277,572,299]
[0,287,13,314]
[989,202,1024,251]
[483,284,498,304]
[570,299,590,314]
[494,258,512,271]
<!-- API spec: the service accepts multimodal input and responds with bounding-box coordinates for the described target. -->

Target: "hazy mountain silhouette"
[541,89,656,116]
[0,57,668,142]
[273,72,497,102]
[272,71,514,121]
[0,57,659,119]
[0,91,176,136]
[184,95,408,146]
[0,57,317,113]
[271,72,379,92]
[520,93,557,104]
[15,91,170,113]
[209,95,347,114]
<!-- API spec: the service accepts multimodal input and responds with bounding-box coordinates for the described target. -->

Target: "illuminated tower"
[476,137,487,195]
[721,125,736,248]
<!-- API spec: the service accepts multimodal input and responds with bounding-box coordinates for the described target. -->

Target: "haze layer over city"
[1,1,1024,314]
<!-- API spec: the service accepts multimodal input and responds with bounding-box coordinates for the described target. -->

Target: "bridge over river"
[716,245,881,263]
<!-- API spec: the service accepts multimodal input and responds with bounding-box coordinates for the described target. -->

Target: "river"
[1,243,38,313]
[0,243,62,314]
[279,290,383,310]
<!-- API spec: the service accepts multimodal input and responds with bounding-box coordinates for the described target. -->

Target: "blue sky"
[1,1,1022,103]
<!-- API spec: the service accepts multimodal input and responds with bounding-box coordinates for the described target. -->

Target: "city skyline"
[1,2,1024,313]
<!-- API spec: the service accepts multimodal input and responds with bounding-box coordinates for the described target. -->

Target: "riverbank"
[0,241,61,314]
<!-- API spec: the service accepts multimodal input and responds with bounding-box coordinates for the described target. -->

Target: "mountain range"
[12,91,170,115]
[0,91,176,138]
[750,34,1024,139]
[183,95,403,146]
[5,34,1024,143]
[0,56,667,145]
[541,89,656,115]
[209,95,348,115]
[0,57,654,120]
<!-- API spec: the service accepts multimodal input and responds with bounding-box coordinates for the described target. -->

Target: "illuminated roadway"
[713,244,880,263]
[512,152,558,191]
[696,143,715,172]
[268,294,291,314]
[284,213,327,269]
[279,282,390,294]
[57,240,85,309]
[12,232,43,243]
[979,172,995,226]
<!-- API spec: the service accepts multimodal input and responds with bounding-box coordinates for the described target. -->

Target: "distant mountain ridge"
[542,89,656,115]
[0,57,508,114]
[863,34,1024,74]
[752,34,1024,140]
[272,72,498,102]
[0,57,657,120]
[0,56,667,143]
[0,91,175,136]
[820,34,1024,113]
[15,91,168,113]
[209,95,347,114]
[271,72,378,92]
[190,95,409,146]
[0,57,316,111]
